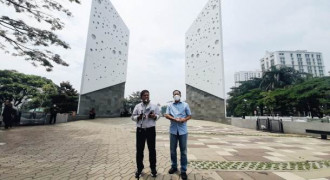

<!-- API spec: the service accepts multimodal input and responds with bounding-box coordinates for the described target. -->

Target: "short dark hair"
[140,90,149,98]
[173,90,181,95]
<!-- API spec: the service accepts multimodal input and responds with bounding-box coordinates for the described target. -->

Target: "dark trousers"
[3,119,12,129]
[89,113,95,119]
[50,114,57,124]
[136,126,156,171]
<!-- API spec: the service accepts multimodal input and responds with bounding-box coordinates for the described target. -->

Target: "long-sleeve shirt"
[2,105,13,122]
[131,102,160,128]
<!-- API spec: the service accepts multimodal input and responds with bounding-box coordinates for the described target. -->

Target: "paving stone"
[0,118,329,180]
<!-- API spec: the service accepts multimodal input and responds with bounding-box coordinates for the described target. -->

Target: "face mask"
[174,95,181,101]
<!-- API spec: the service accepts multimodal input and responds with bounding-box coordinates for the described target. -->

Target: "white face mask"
[173,95,181,101]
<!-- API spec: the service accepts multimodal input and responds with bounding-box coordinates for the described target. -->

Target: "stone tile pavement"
[0,118,329,180]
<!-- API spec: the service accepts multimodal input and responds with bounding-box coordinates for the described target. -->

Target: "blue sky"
[0,0,329,105]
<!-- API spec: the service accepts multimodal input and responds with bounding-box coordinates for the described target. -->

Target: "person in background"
[49,104,59,124]
[2,100,13,130]
[89,108,96,119]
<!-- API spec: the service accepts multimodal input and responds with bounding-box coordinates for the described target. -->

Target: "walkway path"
[0,118,329,179]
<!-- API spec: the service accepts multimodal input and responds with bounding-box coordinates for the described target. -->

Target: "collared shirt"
[166,101,191,135]
[131,102,160,128]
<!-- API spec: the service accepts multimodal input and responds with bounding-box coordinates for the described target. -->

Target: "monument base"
[78,83,125,117]
[186,84,228,124]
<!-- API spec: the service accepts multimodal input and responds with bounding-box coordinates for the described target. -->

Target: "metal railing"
[256,118,284,133]
[19,111,48,125]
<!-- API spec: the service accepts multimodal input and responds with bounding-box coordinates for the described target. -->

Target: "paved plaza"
[0,118,330,180]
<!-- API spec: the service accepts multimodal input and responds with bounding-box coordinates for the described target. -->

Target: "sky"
[0,0,330,105]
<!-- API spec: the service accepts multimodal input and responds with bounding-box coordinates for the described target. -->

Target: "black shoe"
[168,168,177,174]
[181,172,187,180]
[151,169,157,177]
[135,170,142,178]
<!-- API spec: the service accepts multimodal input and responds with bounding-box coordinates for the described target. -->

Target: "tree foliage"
[50,81,78,113]
[260,66,306,91]
[123,91,141,113]
[0,69,57,107]
[288,77,330,117]
[0,0,80,71]
[227,67,329,118]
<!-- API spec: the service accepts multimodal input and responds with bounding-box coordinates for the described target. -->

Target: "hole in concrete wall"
[113,24,117,29]
[92,34,96,39]
[98,0,102,4]
[215,40,219,44]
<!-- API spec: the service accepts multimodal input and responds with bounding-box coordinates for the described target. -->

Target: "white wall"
[185,0,225,99]
[231,118,330,136]
[80,0,129,95]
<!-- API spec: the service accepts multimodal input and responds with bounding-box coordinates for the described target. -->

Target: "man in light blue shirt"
[165,90,191,180]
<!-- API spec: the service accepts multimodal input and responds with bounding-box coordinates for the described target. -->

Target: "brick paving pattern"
[0,118,330,180]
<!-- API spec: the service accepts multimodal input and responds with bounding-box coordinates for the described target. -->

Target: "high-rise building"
[185,0,227,123]
[260,50,325,77]
[234,70,262,87]
[78,0,129,117]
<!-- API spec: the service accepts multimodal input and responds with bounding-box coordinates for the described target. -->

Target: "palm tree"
[260,66,307,91]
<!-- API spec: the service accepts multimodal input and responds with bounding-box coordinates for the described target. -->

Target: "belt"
[137,126,155,129]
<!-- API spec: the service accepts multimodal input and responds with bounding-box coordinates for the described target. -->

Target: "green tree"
[0,0,80,71]
[0,70,56,108]
[123,91,141,113]
[228,89,264,117]
[227,67,315,117]
[260,89,292,116]
[161,105,167,115]
[59,81,78,96]
[260,66,306,91]
[23,81,58,110]
[50,81,78,113]
[227,78,262,117]
[289,77,330,118]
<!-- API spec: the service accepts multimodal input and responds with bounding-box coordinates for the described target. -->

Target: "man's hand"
[148,112,157,120]
[137,114,143,121]
[173,118,180,122]
[177,118,186,123]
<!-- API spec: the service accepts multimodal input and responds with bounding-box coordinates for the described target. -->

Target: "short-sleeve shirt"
[166,101,191,135]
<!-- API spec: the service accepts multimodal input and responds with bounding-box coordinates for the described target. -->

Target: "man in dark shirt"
[49,104,59,124]
[2,100,13,129]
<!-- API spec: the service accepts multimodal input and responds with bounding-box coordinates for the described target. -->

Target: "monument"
[78,0,129,117]
[185,0,226,122]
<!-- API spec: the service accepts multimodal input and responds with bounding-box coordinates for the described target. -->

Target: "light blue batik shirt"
[165,101,192,135]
